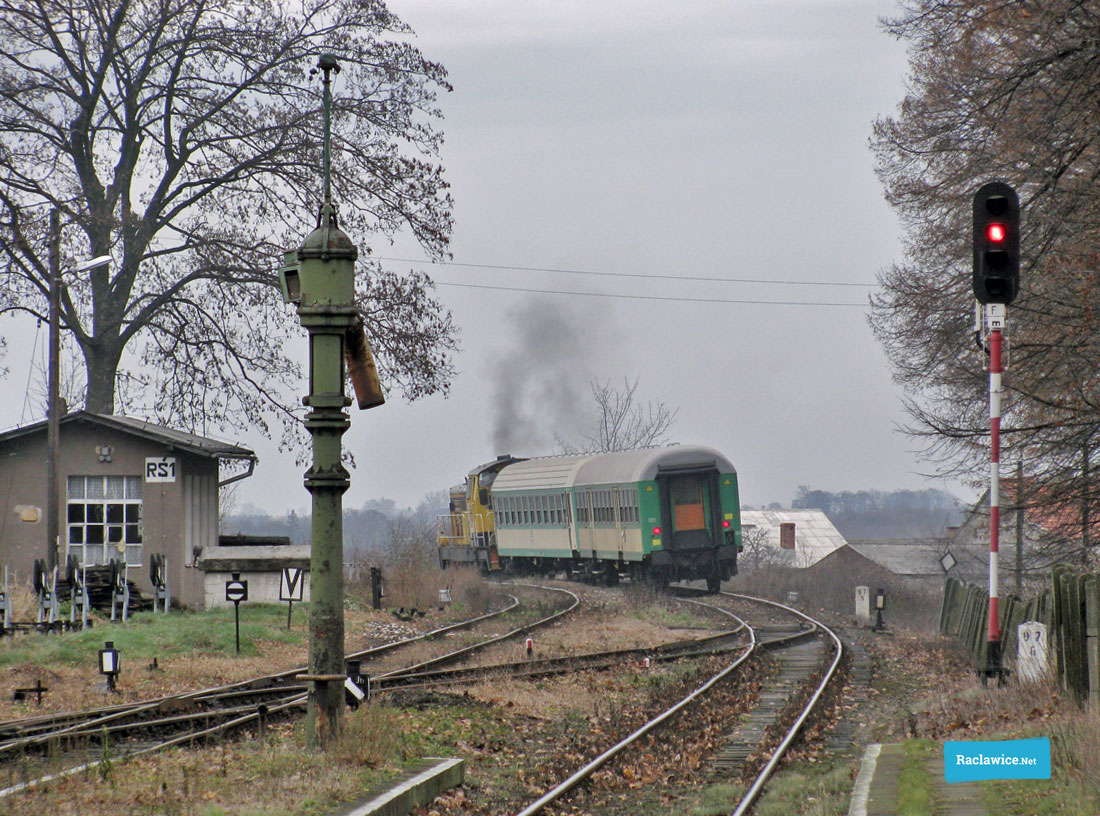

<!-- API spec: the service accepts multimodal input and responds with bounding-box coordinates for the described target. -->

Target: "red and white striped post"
[986,303,1006,678]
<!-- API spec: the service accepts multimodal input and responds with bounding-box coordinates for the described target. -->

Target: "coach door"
[661,470,717,550]
[613,487,624,553]
[566,492,578,555]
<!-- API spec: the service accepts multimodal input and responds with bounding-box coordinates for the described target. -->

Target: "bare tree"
[0,0,456,443]
[870,0,1100,554]
[557,377,678,454]
[738,526,782,575]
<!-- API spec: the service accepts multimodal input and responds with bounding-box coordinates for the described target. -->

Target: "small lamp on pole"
[98,641,120,692]
[872,588,887,632]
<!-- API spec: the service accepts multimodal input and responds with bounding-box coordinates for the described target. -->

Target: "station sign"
[145,457,177,483]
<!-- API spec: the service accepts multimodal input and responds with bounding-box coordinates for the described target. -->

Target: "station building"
[0,412,256,609]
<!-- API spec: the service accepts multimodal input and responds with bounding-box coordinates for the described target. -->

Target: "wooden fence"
[939,567,1100,709]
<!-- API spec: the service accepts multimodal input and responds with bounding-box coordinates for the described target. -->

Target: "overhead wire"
[374,256,873,307]
[431,280,868,307]
[375,256,875,287]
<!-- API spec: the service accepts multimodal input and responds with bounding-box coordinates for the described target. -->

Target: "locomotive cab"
[438,454,523,571]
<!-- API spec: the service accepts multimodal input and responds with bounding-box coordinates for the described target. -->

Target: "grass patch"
[1,713,413,816]
[896,740,937,816]
[0,604,309,668]
[734,761,855,816]
[690,782,746,815]
[978,712,1100,816]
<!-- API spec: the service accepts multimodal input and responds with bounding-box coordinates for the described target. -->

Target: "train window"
[537,495,545,525]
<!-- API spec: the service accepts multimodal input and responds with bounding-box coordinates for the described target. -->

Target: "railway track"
[512,590,843,816]
[0,583,580,798]
[0,583,845,814]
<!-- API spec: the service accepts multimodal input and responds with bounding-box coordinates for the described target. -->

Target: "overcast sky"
[6,0,968,515]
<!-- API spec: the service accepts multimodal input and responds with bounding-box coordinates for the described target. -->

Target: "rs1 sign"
[145,457,177,483]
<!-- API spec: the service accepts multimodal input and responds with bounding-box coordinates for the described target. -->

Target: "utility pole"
[47,208,61,572]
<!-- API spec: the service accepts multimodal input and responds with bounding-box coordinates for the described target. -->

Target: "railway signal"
[225,573,248,654]
[972,180,1022,685]
[98,641,120,693]
[972,182,1020,305]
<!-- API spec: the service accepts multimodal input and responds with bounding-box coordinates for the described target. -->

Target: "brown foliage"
[871,0,1100,551]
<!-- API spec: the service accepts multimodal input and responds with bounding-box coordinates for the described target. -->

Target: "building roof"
[0,412,255,460]
[739,509,846,567]
[846,541,952,576]
[491,445,736,492]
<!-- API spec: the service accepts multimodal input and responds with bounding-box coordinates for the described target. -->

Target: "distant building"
[0,412,255,608]
[739,509,847,568]
[952,480,1100,573]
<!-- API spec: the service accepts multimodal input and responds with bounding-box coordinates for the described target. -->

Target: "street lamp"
[46,231,111,572]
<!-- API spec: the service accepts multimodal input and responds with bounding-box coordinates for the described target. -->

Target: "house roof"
[846,541,951,576]
[739,509,846,567]
[0,412,255,460]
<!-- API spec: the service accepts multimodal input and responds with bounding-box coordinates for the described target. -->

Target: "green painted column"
[285,55,360,746]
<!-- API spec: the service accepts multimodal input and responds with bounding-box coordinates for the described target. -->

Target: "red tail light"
[722,520,731,529]
[652,526,661,536]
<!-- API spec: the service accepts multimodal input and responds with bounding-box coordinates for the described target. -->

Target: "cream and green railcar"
[489,445,741,592]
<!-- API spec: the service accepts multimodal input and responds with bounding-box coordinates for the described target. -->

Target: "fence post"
[940,578,958,635]
[1084,575,1099,712]
[1051,566,1068,691]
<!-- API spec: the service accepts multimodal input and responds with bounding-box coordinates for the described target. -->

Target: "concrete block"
[338,757,464,816]
[1017,621,1048,683]
[855,586,871,627]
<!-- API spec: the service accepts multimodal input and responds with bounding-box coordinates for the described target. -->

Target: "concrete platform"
[335,757,464,816]
[848,743,988,816]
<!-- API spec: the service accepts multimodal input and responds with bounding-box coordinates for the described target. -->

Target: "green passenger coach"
[441,445,741,592]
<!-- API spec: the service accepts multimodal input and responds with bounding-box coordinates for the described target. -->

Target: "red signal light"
[722,520,731,529]
[652,526,661,536]
[987,223,1006,243]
